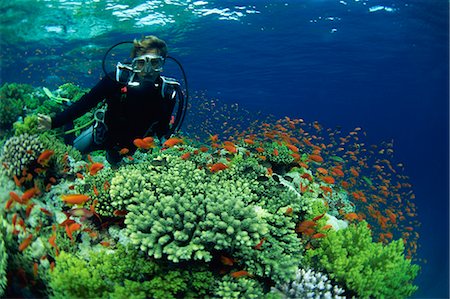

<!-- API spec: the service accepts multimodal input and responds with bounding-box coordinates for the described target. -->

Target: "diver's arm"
[51,75,117,129]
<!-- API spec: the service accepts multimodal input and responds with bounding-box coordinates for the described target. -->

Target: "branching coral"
[0,216,7,297]
[212,276,267,299]
[0,133,45,177]
[306,221,420,298]
[48,245,215,299]
[271,268,345,299]
[123,154,267,262]
[0,83,34,130]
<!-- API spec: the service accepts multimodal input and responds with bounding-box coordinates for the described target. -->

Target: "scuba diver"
[38,35,187,164]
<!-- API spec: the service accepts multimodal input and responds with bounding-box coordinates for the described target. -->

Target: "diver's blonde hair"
[132,35,168,58]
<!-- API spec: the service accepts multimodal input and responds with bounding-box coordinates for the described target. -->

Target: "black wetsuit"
[52,74,176,151]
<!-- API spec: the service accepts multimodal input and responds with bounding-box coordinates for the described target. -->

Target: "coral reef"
[0,84,422,298]
[123,154,267,263]
[306,221,420,298]
[0,216,7,297]
[48,245,215,299]
[271,268,345,299]
[0,133,45,177]
[0,83,35,130]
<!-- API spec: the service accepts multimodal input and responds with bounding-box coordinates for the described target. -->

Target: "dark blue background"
[1,0,448,297]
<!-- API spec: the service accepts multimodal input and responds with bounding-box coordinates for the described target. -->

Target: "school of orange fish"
[185,93,420,260]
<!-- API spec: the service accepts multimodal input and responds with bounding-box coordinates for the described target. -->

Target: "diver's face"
[136,48,161,82]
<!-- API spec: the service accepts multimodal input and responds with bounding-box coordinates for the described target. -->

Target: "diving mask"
[131,54,165,73]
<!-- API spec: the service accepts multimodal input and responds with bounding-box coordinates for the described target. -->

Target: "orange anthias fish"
[254,238,267,250]
[21,187,38,202]
[231,270,253,278]
[223,145,237,154]
[220,255,235,266]
[133,138,154,150]
[163,137,184,148]
[19,234,33,252]
[118,148,129,155]
[37,150,54,166]
[210,163,228,173]
[61,194,90,205]
[309,154,324,163]
[89,163,104,175]
[321,176,335,185]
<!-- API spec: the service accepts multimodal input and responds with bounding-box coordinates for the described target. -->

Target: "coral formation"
[123,154,267,263]
[0,133,45,177]
[0,217,7,297]
[271,268,345,299]
[0,84,422,298]
[306,221,420,298]
[49,245,215,299]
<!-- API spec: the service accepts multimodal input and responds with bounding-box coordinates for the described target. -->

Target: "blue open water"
[1,0,449,297]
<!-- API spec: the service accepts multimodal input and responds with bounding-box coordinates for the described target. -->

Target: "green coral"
[13,115,40,136]
[0,215,7,297]
[75,166,115,216]
[213,276,267,299]
[306,221,420,299]
[237,213,304,284]
[0,83,35,130]
[123,154,267,262]
[0,133,45,177]
[48,245,215,299]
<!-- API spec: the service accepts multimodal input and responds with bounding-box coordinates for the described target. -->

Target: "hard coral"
[0,217,7,297]
[123,154,267,262]
[271,268,345,299]
[306,221,420,298]
[0,133,45,177]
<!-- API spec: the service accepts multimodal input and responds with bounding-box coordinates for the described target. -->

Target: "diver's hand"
[37,114,52,131]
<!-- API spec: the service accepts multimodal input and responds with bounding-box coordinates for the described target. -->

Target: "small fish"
[321,176,335,184]
[40,208,53,216]
[210,163,228,173]
[89,163,104,175]
[163,137,184,148]
[321,224,333,230]
[316,167,328,175]
[286,144,299,153]
[118,148,129,155]
[13,175,21,187]
[309,154,324,163]
[254,238,267,250]
[220,255,235,266]
[33,262,38,278]
[344,212,359,221]
[113,210,128,217]
[223,144,237,154]
[100,241,110,247]
[230,270,252,278]
[180,152,191,160]
[37,150,54,166]
[311,233,326,239]
[21,187,38,202]
[18,234,33,252]
[61,194,90,205]
[133,138,154,150]
[312,213,326,221]
[209,134,219,143]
